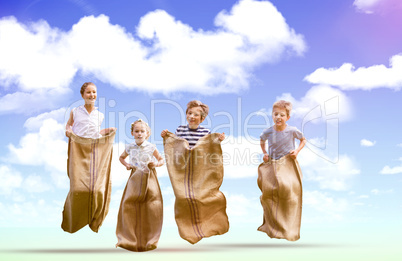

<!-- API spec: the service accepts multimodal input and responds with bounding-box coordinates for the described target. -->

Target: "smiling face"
[132,122,148,145]
[186,106,203,129]
[272,107,290,130]
[81,84,97,105]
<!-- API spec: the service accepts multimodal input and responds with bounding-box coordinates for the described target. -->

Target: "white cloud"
[7,118,66,170]
[226,193,255,217]
[23,108,68,131]
[304,54,402,91]
[0,165,51,195]
[0,88,71,115]
[225,192,261,225]
[22,175,52,193]
[303,190,349,222]
[378,143,402,174]
[0,199,61,227]
[6,117,68,188]
[380,164,402,175]
[214,0,306,58]
[221,136,262,179]
[354,0,382,13]
[0,0,306,114]
[155,165,169,178]
[277,85,353,122]
[0,165,23,195]
[371,188,394,195]
[308,137,327,148]
[0,17,77,91]
[299,148,360,191]
[360,139,376,147]
[353,0,402,14]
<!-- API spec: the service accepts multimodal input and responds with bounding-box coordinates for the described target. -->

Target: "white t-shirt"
[260,125,304,160]
[125,140,156,171]
[72,105,104,139]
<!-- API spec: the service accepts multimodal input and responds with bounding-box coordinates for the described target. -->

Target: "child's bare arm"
[149,149,164,169]
[119,151,133,170]
[290,137,306,159]
[161,129,168,138]
[65,110,74,137]
[260,139,269,162]
[100,127,117,136]
[218,132,225,141]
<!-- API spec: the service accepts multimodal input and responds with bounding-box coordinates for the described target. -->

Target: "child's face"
[272,107,290,128]
[186,106,203,129]
[82,84,97,105]
[132,123,148,145]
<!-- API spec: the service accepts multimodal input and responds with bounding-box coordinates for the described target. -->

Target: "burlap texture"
[163,132,229,244]
[116,165,163,252]
[257,154,303,241]
[61,130,115,233]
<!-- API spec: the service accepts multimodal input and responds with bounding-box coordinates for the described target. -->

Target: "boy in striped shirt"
[161,100,225,148]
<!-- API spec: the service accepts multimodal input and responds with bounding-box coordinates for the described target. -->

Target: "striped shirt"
[175,125,211,148]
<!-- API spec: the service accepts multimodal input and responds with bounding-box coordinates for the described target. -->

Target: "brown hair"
[131,119,151,139]
[80,82,96,95]
[186,100,209,120]
[272,100,292,116]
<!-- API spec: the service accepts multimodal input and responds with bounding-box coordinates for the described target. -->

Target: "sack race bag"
[61,130,115,233]
[163,132,229,244]
[257,154,303,241]
[116,165,163,252]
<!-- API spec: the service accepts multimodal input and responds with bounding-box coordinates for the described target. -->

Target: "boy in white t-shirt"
[258,100,306,241]
[260,100,306,161]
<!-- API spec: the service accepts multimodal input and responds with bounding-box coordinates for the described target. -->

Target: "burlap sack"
[61,130,115,233]
[116,165,163,252]
[163,132,229,244]
[257,154,303,241]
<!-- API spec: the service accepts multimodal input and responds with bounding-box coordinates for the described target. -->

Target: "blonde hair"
[131,119,151,139]
[80,82,96,95]
[186,100,209,120]
[273,100,292,116]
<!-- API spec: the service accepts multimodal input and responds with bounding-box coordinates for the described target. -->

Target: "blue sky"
[0,0,402,246]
